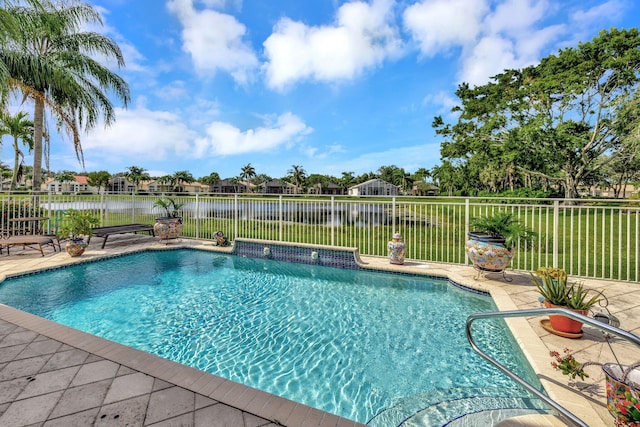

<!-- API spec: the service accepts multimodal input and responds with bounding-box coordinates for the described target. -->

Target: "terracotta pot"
[544,300,587,334]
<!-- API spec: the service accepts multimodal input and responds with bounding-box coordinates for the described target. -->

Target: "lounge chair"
[0,235,60,257]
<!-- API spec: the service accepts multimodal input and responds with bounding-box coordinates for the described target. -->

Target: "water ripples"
[0,251,540,424]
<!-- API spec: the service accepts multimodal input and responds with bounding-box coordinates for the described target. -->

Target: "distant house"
[108,176,136,193]
[584,184,639,198]
[45,176,96,194]
[210,179,249,194]
[258,179,299,194]
[412,181,440,196]
[308,181,345,195]
[178,181,209,193]
[348,178,399,196]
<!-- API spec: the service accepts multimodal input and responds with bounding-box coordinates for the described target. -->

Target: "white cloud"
[423,91,459,115]
[459,35,517,84]
[194,113,313,156]
[403,0,488,56]
[82,104,198,162]
[167,0,258,84]
[404,0,568,86]
[263,0,402,90]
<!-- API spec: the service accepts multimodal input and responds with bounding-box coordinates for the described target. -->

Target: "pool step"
[367,388,552,427]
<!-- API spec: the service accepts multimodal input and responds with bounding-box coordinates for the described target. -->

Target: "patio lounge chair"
[88,224,155,249]
[0,235,60,257]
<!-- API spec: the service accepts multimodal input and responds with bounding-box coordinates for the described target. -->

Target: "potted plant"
[550,349,640,426]
[532,267,603,334]
[153,197,184,241]
[465,211,536,277]
[58,209,100,256]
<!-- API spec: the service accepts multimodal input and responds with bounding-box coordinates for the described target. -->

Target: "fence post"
[195,193,199,239]
[234,194,238,241]
[331,196,335,247]
[102,194,109,226]
[279,195,283,242]
[553,200,559,268]
[465,198,470,264]
[131,192,135,224]
[392,197,396,233]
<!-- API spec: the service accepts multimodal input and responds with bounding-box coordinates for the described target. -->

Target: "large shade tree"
[86,170,110,193]
[434,28,640,199]
[1,0,130,191]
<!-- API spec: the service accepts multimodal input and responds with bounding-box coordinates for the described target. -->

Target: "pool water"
[0,250,543,424]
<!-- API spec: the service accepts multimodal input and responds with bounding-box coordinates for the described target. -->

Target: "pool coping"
[0,236,623,426]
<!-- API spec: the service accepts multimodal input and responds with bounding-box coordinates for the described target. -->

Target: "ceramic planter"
[603,363,640,425]
[154,217,183,241]
[543,300,587,334]
[465,232,514,272]
[65,239,87,257]
[388,233,406,265]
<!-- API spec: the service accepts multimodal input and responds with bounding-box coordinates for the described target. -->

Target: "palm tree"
[287,165,306,194]
[124,166,150,191]
[240,163,256,183]
[339,171,355,189]
[198,172,220,186]
[2,1,130,191]
[172,170,195,192]
[0,111,34,191]
[157,174,177,192]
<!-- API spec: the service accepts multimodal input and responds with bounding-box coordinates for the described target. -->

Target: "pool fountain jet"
[311,251,319,263]
[263,247,271,257]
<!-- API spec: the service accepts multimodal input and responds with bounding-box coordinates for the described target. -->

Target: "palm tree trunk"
[10,139,20,191]
[32,96,45,192]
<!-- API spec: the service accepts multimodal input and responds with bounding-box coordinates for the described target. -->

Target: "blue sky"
[3,0,639,180]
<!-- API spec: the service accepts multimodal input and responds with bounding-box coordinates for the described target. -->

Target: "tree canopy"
[434,28,640,199]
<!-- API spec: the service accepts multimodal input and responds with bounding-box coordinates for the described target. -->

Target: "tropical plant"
[0,111,34,191]
[532,267,603,310]
[125,166,150,191]
[58,209,99,240]
[240,163,256,183]
[172,170,195,191]
[2,0,130,191]
[469,211,536,249]
[567,282,604,311]
[531,267,572,306]
[287,165,306,193]
[198,172,220,186]
[153,197,184,218]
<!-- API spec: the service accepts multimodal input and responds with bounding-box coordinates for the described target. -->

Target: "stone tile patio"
[0,234,638,426]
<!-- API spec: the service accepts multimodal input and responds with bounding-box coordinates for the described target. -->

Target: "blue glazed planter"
[465,233,514,272]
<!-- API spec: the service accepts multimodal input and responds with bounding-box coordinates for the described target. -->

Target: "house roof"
[74,175,89,185]
[348,178,396,190]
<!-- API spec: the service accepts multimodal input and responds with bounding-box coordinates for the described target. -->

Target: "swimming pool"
[0,250,546,425]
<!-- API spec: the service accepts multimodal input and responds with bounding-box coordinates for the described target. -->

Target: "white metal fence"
[1,192,638,282]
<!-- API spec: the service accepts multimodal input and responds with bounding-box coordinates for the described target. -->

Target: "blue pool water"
[0,250,543,424]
